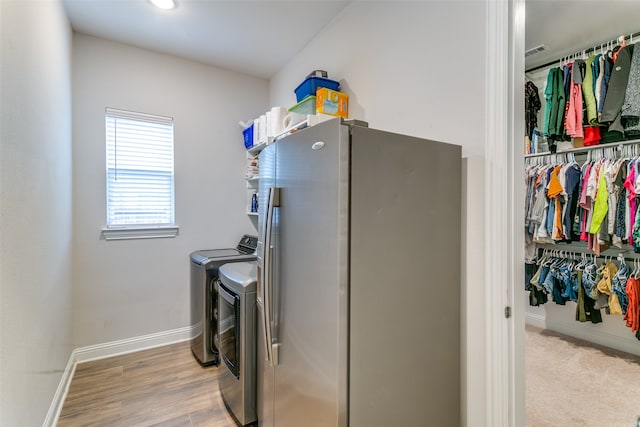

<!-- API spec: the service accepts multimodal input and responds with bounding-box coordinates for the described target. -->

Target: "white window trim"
[101,225,179,241]
[104,107,176,239]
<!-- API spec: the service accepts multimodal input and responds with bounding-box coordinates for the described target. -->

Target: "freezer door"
[272,118,350,427]
[349,126,462,426]
[257,142,277,427]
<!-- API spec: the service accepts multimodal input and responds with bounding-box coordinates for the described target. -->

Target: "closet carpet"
[526,324,640,427]
[57,341,236,426]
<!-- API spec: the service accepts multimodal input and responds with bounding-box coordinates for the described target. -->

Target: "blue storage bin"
[243,124,254,149]
[294,76,340,102]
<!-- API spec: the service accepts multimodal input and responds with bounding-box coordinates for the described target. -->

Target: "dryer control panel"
[237,235,258,254]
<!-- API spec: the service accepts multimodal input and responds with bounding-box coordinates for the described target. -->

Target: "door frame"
[484,0,525,425]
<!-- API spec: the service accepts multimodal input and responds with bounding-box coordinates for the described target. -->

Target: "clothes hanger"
[619,35,627,48]
[578,252,588,269]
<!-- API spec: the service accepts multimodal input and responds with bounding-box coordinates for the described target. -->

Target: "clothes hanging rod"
[525,31,640,73]
[536,243,640,261]
[524,138,640,158]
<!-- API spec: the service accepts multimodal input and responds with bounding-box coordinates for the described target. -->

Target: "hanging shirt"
[579,162,593,242]
[589,166,609,234]
[624,277,640,332]
[579,162,593,209]
[594,55,605,113]
[625,161,637,243]
[566,62,584,138]
[592,54,601,96]
[602,45,635,133]
[610,158,627,247]
[596,261,622,315]
[616,176,627,240]
[543,68,566,139]
[621,44,640,136]
[530,167,549,232]
[561,63,573,138]
[582,55,599,126]
[563,163,581,241]
[525,81,541,140]
[543,70,555,137]
[548,165,564,240]
[598,54,614,121]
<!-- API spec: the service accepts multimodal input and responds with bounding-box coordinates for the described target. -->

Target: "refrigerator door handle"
[257,185,269,362]
[263,186,280,366]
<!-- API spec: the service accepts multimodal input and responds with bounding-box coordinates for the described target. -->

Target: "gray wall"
[0,1,73,425]
[268,2,488,424]
[71,34,269,346]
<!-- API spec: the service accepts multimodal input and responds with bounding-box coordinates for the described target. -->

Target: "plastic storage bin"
[294,77,340,102]
[288,95,317,115]
[243,124,254,149]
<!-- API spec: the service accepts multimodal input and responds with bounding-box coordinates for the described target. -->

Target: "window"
[103,108,177,239]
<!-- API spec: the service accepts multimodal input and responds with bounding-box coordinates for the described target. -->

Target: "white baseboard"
[525,312,546,329]
[525,310,640,357]
[43,326,197,426]
[42,349,78,427]
[74,325,195,364]
[545,319,640,357]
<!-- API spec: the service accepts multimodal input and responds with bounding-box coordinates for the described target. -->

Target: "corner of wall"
[0,0,74,424]
[461,155,487,427]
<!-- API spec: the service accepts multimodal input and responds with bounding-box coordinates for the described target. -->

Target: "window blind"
[105,108,175,227]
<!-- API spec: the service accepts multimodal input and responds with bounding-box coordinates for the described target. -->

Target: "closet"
[524,30,640,356]
[522,4,640,426]
[525,142,640,345]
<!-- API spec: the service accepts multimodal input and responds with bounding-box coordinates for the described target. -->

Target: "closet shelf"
[525,138,640,159]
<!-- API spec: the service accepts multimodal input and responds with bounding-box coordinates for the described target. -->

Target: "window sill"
[101,225,179,241]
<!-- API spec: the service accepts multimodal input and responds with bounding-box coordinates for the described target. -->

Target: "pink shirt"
[625,162,637,244]
[565,76,584,138]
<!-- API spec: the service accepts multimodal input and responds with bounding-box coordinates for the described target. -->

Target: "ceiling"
[63,1,640,78]
[525,0,640,71]
[62,0,350,79]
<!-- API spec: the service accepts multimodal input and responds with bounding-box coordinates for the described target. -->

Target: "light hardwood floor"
[58,341,237,426]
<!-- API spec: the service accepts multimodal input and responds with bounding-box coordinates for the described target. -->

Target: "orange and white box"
[315,88,348,118]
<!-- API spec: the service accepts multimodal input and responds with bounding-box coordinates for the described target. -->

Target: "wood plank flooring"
[58,341,237,427]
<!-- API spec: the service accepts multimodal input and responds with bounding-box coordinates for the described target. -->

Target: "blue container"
[243,124,254,149]
[294,76,340,102]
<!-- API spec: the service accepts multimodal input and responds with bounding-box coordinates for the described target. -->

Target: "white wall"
[269,1,486,157]
[72,34,268,346]
[268,2,488,424]
[0,1,73,425]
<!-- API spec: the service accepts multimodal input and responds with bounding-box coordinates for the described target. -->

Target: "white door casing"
[484,0,525,426]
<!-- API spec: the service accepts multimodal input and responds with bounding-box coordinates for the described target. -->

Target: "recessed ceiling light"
[149,0,177,10]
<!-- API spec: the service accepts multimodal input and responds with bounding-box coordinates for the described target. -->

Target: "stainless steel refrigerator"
[257,118,461,427]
